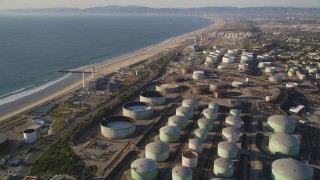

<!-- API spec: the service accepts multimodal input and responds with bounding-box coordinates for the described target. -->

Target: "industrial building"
[100,116,136,139]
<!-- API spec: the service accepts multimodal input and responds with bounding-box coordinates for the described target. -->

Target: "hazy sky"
[1,0,320,9]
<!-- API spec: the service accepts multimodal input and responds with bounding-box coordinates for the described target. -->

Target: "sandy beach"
[0,19,223,122]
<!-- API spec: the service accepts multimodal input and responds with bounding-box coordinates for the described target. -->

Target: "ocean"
[0,14,212,107]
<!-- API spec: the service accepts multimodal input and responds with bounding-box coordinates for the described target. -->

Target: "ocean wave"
[0,73,71,106]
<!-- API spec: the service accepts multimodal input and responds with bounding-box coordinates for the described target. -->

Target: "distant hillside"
[1,5,320,15]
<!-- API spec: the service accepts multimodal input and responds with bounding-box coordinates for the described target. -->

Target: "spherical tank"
[217,141,238,159]
[269,133,300,156]
[182,151,198,168]
[182,99,198,110]
[267,115,296,133]
[131,158,158,180]
[225,116,242,129]
[145,141,170,162]
[203,108,218,120]
[189,138,203,154]
[23,129,37,143]
[222,127,241,142]
[193,71,205,80]
[159,126,180,143]
[176,107,193,119]
[123,102,153,120]
[172,166,193,180]
[100,116,136,139]
[271,158,313,180]
[213,158,234,178]
[193,128,208,141]
[197,118,214,131]
[168,115,188,130]
[140,91,166,106]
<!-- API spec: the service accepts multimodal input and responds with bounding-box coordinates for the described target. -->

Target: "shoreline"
[0,18,224,122]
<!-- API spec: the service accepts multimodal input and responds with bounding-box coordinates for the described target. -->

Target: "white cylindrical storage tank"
[193,71,205,80]
[140,91,166,106]
[265,67,276,74]
[123,102,153,120]
[23,129,37,143]
[222,56,235,63]
[131,158,158,180]
[267,115,296,133]
[225,116,242,129]
[159,126,180,143]
[214,158,234,178]
[182,151,198,168]
[197,118,214,131]
[203,108,218,120]
[189,138,203,154]
[193,128,208,141]
[269,133,301,156]
[145,142,169,162]
[231,81,244,88]
[222,127,241,142]
[288,71,294,77]
[208,102,219,112]
[299,74,307,80]
[182,99,198,110]
[168,115,188,130]
[176,106,193,119]
[206,56,217,64]
[156,83,180,93]
[210,83,224,92]
[172,166,193,180]
[258,62,265,68]
[101,116,136,139]
[271,158,313,180]
[230,109,241,117]
[218,141,238,159]
[217,65,226,70]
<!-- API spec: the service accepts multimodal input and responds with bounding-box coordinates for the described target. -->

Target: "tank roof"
[222,127,241,136]
[194,128,208,134]
[218,141,238,151]
[230,109,241,114]
[131,158,157,172]
[160,126,180,134]
[268,115,296,126]
[23,129,36,134]
[225,116,241,123]
[193,71,204,74]
[214,158,234,169]
[209,102,219,108]
[101,116,136,127]
[183,99,197,104]
[140,91,165,98]
[269,133,300,147]
[176,106,192,113]
[145,142,169,154]
[168,115,187,123]
[172,166,192,177]
[272,158,313,179]
[203,108,215,114]
[198,118,213,125]
[123,102,152,109]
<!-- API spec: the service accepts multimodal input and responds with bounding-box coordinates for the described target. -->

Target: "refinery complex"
[0,15,320,180]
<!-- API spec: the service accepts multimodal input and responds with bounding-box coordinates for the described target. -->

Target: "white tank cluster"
[100,116,136,139]
[231,81,244,88]
[271,158,313,180]
[269,75,282,84]
[168,115,188,130]
[193,128,208,141]
[225,116,242,129]
[140,91,166,106]
[23,129,37,143]
[156,83,180,93]
[269,133,301,156]
[189,138,203,154]
[222,56,235,63]
[123,102,153,120]
[230,109,241,117]
[222,127,241,142]
[197,118,214,132]
[267,115,296,133]
[176,106,193,119]
[203,108,218,120]
[213,158,234,178]
[182,99,198,110]
[159,126,180,143]
[193,71,205,80]
[172,166,193,180]
[218,141,238,159]
[145,141,169,162]
[182,150,198,168]
[131,158,158,180]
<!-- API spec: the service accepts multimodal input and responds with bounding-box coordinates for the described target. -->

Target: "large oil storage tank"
[176,107,193,119]
[156,83,180,93]
[230,109,241,117]
[269,133,300,156]
[123,102,153,120]
[267,115,296,133]
[182,99,198,110]
[222,127,241,142]
[213,158,234,178]
[225,116,242,129]
[217,65,226,70]
[145,141,170,162]
[160,126,180,143]
[168,115,188,130]
[193,128,208,141]
[265,67,276,74]
[23,129,37,143]
[193,71,205,80]
[217,141,238,159]
[172,166,193,180]
[189,138,203,153]
[208,102,219,112]
[140,91,166,106]
[197,118,214,131]
[222,56,235,63]
[182,151,198,168]
[101,116,136,139]
[131,158,158,180]
[206,56,217,64]
[271,158,313,180]
[203,108,218,120]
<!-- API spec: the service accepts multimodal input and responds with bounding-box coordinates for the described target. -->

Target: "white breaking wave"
[0,73,71,106]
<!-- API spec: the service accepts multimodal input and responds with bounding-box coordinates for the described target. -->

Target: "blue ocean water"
[0,14,212,100]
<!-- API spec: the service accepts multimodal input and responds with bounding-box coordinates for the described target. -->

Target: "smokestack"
[82,71,85,89]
